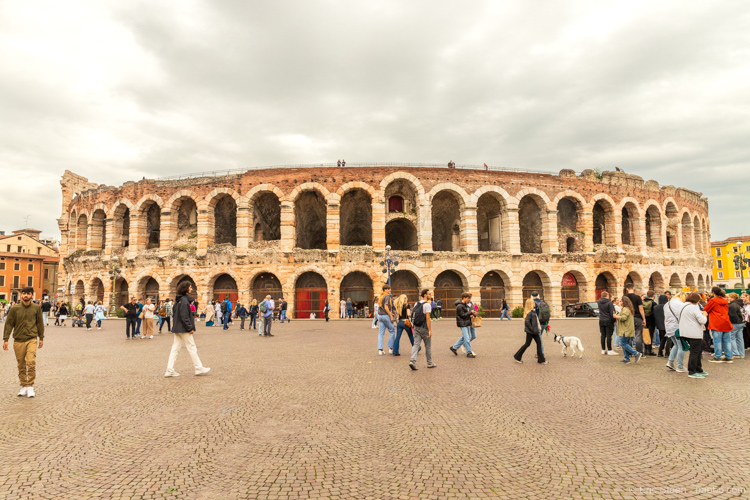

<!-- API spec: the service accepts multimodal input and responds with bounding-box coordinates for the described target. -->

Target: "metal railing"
[157,162,560,181]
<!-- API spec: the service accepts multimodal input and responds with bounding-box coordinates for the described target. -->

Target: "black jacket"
[524,311,541,335]
[596,297,615,324]
[728,299,745,324]
[172,294,196,333]
[653,295,668,331]
[455,300,472,327]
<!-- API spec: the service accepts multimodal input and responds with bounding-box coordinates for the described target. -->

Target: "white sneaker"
[675,367,688,373]
[26,387,35,398]
[607,351,618,355]
[378,350,384,355]
[195,367,211,376]
[17,387,27,397]
[459,346,466,354]
[601,350,606,355]
[164,371,180,377]
[388,348,393,354]
[98,327,101,330]
[149,335,153,339]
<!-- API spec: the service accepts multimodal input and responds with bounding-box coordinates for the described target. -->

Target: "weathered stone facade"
[58,166,712,318]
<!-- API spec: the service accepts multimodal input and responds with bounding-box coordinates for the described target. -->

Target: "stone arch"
[664,200,680,249]
[385,219,418,251]
[476,189,509,252]
[133,194,165,213]
[211,272,239,302]
[336,181,377,199]
[379,172,426,204]
[136,275,161,302]
[595,271,618,299]
[644,203,663,249]
[388,270,421,305]
[429,264,471,288]
[624,271,643,293]
[340,188,373,246]
[681,211,693,253]
[286,182,332,203]
[521,269,551,301]
[431,189,464,251]
[107,197,135,218]
[114,277,129,308]
[591,194,617,246]
[427,183,471,207]
[479,270,509,317]
[249,189,281,243]
[620,200,640,247]
[250,271,284,304]
[90,207,107,251]
[340,271,374,314]
[697,274,705,290]
[76,213,88,251]
[517,193,547,254]
[201,189,241,247]
[294,271,329,319]
[110,200,132,248]
[648,271,666,293]
[555,192,586,253]
[294,189,327,250]
[167,191,199,243]
[167,274,198,297]
[67,209,78,251]
[669,273,682,291]
[685,272,696,289]
[137,197,162,250]
[88,276,106,304]
[559,269,588,310]
[433,269,467,318]
[74,279,85,299]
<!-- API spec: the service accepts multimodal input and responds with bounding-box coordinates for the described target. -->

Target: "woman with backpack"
[392,294,414,356]
[513,298,547,364]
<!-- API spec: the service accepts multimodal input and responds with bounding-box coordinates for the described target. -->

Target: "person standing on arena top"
[3,287,44,397]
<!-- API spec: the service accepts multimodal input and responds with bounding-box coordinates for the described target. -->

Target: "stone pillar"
[419,202,432,253]
[507,281,523,313]
[580,211,594,253]
[279,202,295,252]
[506,208,521,255]
[283,283,295,319]
[129,214,146,255]
[327,202,340,252]
[196,209,210,255]
[543,210,557,254]
[372,197,386,251]
[613,211,623,252]
[634,216,648,253]
[548,284,563,318]
[236,206,250,256]
[463,205,478,253]
[160,211,175,256]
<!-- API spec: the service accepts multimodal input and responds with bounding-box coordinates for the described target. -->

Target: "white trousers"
[166,333,203,373]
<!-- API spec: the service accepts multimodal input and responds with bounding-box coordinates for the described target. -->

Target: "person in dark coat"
[597,292,617,355]
[164,281,210,377]
[513,298,547,364]
[653,295,670,357]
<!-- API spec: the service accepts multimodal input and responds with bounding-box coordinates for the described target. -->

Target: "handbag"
[471,316,482,328]
[403,319,412,328]
[668,302,690,351]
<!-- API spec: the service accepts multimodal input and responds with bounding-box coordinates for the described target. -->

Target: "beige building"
[0,229,59,302]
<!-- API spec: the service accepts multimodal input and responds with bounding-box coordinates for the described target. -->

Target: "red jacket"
[704,296,733,332]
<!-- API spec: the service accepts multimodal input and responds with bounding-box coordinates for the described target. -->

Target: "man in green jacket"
[3,286,44,398]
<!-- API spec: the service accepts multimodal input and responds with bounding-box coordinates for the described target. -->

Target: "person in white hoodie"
[678,293,709,379]
[664,293,688,373]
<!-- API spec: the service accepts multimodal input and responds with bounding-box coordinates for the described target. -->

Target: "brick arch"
[133,194,165,212]
[470,185,512,206]
[552,266,591,286]
[618,197,644,217]
[641,199,662,216]
[428,264,471,288]
[206,268,246,291]
[165,189,201,211]
[87,275,109,300]
[512,187,552,210]
[378,172,426,204]
[133,272,166,298]
[246,184,286,204]
[287,265,333,290]
[382,262,427,286]
[336,181,377,199]
[90,203,108,216]
[550,190,590,211]
[199,188,244,210]
[519,267,553,287]
[476,267,513,291]
[590,193,617,212]
[165,273,201,294]
[107,198,135,218]
[426,183,471,209]
[286,183,332,204]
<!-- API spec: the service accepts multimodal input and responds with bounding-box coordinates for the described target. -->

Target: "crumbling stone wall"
[252,192,281,242]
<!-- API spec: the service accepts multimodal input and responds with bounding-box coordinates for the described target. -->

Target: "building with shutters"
[0,229,60,303]
[57,164,711,318]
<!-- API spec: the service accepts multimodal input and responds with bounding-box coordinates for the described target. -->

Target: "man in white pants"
[165,281,210,377]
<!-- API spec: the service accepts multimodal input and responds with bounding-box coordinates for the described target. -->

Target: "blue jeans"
[540,322,547,354]
[613,324,620,347]
[223,311,231,329]
[394,320,414,354]
[730,323,745,357]
[135,318,142,334]
[652,328,661,348]
[711,330,733,360]
[621,337,638,361]
[667,336,685,369]
[453,326,473,354]
[347,309,354,318]
[249,314,257,329]
[500,309,511,320]
[378,315,395,350]
[371,315,378,328]
[280,310,289,323]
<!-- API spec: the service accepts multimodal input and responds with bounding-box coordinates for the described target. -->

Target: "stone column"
[129,214,146,255]
[159,210,175,257]
[506,208,521,255]
[196,209,210,255]
[236,206,251,256]
[580,211,594,253]
[613,211,623,252]
[634,216,647,253]
[372,197,386,251]
[419,202,432,253]
[326,202,340,252]
[548,284,563,318]
[507,280,523,314]
[279,202,295,252]
[462,205,478,253]
[543,210,557,254]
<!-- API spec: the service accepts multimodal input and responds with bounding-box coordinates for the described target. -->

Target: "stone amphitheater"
[58,164,712,318]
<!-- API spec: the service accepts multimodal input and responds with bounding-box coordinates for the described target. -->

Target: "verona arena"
[58,164,712,318]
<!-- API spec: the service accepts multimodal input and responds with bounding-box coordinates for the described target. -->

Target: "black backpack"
[220,301,227,314]
[411,301,427,328]
[537,300,551,323]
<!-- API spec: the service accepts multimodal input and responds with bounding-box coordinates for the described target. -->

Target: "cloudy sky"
[1,0,748,241]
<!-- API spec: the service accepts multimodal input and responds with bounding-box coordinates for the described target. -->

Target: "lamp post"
[733,252,749,290]
[108,264,121,315]
[380,245,399,286]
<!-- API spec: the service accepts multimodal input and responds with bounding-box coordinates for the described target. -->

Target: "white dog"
[554,334,584,358]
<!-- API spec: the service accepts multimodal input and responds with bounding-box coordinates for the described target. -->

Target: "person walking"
[614,296,641,364]
[643,290,657,355]
[204,301,216,327]
[371,298,379,328]
[376,285,396,355]
[653,295,669,357]
[94,301,106,330]
[665,293,688,373]
[612,297,622,349]
[392,294,414,356]
[450,293,476,358]
[513,298,547,364]
[339,299,346,319]
[120,297,138,339]
[596,292,617,355]
[164,281,210,377]
[261,295,274,336]
[435,299,442,320]
[83,301,95,330]
[409,289,435,370]
[531,291,551,355]
[500,299,511,321]
[237,303,248,330]
[222,298,232,331]
[58,303,68,327]
[52,302,59,326]
[159,298,172,333]
[134,299,144,337]
[323,300,331,322]
[249,299,258,330]
[346,298,354,319]
[625,284,646,354]
[41,300,51,326]
[3,287,44,397]
[727,293,745,359]
[142,298,155,339]
[705,287,734,364]
[680,293,709,378]
[214,301,222,327]
[279,298,290,323]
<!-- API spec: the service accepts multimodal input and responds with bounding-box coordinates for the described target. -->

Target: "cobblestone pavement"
[1,317,749,499]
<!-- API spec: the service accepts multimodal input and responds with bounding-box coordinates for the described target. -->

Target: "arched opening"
[593,200,614,246]
[340,189,372,246]
[480,272,505,318]
[115,277,129,307]
[77,214,88,250]
[384,180,418,216]
[91,278,105,303]
[561,272,580,309]
[213,195,237,246]
[645,205,662,249]
[518,195,544,254]
[251,273,283,305]
[143,201,161,250]
[385,219,418,251]
[624,272,643,293]
[665,202,679,250]
[522,271,548,301]
[681,213,693,252]
[697,275,705,290]
[557,197,582,252]
[91,209,106,251]
[295,191,327,250]
[142,277,159,302]
[113,205,130,248]
[693,216,702,254]
[213,274,238,303]
[648,272,665,294]
[477,193,506,252]
[67,212,77,251]
[595,272,618,299]
[340,272,374,316]
[433,270,464,318]
[295,272,328,319]
[75,280,85,299]
[685,273,696,289]
[171,275,197,297]
[171,197,198,245]
[390,270,420,306]
[252,192,281,242]
[621,203,638,247]
[431,191,462,251]
[669,273,682,292]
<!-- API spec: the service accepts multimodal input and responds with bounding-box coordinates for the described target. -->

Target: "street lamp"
[108,264,121,315]
[733,252,749,290]
[380,245,399,286]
